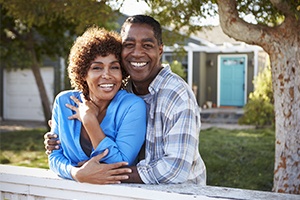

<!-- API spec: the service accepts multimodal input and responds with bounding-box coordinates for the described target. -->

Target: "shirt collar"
[148,64,171,94]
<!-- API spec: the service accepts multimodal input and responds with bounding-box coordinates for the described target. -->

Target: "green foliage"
[145,0,298,34]
[145,0,216,34]
[239,99,275,128]
[250,65,274,103]
[200,127,275,191]
[0,0,122,124]
[168,60,186,80]
[239,66,275,128]
[0,0,119,70]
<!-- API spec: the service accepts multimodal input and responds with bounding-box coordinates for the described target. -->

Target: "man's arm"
[121,166,143,183]
[136,96,203,184]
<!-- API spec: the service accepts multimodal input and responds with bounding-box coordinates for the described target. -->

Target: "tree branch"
[270,0,293,17]
[217,0,275,51]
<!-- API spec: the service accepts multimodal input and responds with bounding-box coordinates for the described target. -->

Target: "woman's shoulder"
[110,90,146,117]
[114,90,145,104]
[55,90,81,101]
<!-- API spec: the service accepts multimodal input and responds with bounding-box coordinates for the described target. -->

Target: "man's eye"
[123,43,134,48]
[144,44,153,48]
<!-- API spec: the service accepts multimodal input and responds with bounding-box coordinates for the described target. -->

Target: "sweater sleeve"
[48,92,76,180]
[91,96,147,166]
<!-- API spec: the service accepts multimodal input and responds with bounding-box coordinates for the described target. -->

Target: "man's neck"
[132,82,150,96]
[131,66,163,95]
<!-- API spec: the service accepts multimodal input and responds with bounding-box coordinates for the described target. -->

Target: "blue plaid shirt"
[128,64,206,185]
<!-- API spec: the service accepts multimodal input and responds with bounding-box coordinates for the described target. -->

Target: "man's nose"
[131,45,144,57]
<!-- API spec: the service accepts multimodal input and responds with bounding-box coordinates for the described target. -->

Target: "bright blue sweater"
[48,90,146,180]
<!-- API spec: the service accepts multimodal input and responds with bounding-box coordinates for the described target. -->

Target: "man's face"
[121,23,163,86]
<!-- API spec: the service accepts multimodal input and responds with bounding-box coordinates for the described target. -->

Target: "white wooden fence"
[0,165,298,200]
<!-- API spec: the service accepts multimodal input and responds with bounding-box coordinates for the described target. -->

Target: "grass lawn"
[0,127,275,191]
[199,127,275,191]
[0,128,49,169]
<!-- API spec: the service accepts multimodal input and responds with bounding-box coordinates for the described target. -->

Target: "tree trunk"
[271,46,300,193]
[31,60,52,128]
[27,32,52,129]
[270,18,300,194]
[217,0,300,194]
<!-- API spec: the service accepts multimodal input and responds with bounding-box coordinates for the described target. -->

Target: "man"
[45,15,206,185]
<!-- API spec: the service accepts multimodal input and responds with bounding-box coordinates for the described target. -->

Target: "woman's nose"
[101,70,111,79]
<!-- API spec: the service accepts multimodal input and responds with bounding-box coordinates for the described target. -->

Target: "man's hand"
[71,149,132,184]
[121,166,143,183]
[44,132,60,155]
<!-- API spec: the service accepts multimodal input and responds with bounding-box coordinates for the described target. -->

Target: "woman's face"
[85,54,122,102]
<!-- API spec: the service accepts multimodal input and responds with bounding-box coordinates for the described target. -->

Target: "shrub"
[164,60,186,80]
[239,65,275,128]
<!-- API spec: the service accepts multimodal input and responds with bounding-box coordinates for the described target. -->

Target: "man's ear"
[159,44,164,57]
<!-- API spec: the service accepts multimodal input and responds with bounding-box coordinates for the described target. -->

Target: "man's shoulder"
[155,71,197,103]
[158,72,189,91]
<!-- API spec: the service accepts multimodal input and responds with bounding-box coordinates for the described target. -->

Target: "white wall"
[3,67,54,121]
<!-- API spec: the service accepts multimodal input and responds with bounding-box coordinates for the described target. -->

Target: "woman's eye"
[111,65,120,70]
[91,66,102,70]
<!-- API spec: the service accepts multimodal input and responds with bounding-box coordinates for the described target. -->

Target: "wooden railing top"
[0,165,298,200]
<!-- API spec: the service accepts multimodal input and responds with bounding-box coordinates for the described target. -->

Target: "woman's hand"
[66,94,99,122]
[71,149,132,184]
[66,94,105,148]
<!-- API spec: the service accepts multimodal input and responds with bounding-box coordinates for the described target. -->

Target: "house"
[0,19,268,122]
[163,25,268,108]
[0,58,64,121]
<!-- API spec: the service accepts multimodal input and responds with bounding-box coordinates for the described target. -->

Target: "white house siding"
[3,67,54,121]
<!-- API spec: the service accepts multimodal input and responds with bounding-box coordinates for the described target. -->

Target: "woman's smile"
[86,54,122,103]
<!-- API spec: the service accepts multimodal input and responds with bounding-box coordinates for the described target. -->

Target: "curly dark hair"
[68,26,127,98]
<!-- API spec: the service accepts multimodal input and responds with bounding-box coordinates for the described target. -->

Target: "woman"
[48,27,147,181]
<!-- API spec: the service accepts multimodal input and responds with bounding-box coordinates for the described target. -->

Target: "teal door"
[219,56,246,107]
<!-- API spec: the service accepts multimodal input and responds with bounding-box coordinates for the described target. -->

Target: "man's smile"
[130,62,147,68]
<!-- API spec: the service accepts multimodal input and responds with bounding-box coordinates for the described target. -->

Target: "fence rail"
[0,165,298,200]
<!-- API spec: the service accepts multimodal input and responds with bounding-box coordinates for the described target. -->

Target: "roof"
[193,25,239,45]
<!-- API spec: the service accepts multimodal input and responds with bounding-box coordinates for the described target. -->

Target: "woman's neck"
[89,96,109,113]
[91,100,108,123]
